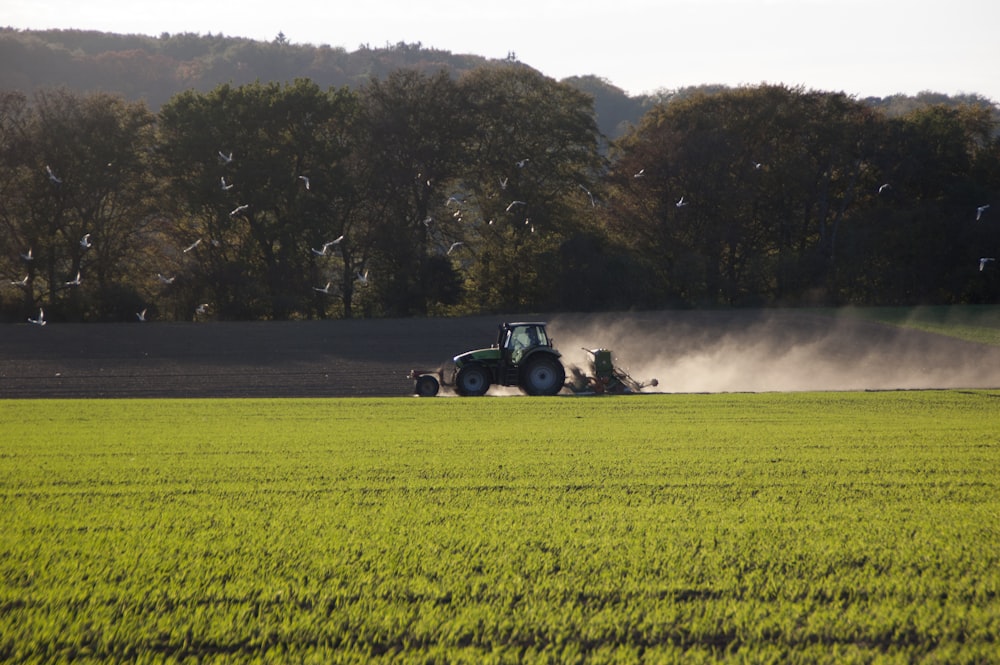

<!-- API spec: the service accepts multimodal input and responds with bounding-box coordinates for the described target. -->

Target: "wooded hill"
[1,29,998,323]
[3,28,996,140]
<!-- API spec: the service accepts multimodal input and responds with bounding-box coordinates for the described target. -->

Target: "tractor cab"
[498,322,551,362]
[495,322,555,387]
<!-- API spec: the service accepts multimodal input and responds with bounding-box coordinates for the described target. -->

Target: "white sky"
[6,0,1000,101]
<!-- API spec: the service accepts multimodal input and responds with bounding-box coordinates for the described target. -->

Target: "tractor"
[409,321,566,397]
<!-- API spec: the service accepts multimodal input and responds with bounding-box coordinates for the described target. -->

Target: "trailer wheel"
[520,355,566,396]
[455,364,490,397]
[414,374,440,397]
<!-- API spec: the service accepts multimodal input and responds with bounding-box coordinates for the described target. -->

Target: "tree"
[351,69,472,317]
[0,88,160,321]
[453,64,606,312]
[156,79,357,319]
[606,85,881,306]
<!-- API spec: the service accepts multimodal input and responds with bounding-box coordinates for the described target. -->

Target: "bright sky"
[6,0,1000,101]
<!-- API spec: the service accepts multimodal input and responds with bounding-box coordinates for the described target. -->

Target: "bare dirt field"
[2,310,999,398]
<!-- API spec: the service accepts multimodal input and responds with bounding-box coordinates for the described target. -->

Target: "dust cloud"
[548,310,1000,393]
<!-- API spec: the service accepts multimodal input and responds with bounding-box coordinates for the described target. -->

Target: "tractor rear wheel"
[414,374,440,397]
[520,355,566,396]
[455,364,491,396]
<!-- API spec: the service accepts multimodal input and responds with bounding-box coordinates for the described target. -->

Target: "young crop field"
[1,392,999,663]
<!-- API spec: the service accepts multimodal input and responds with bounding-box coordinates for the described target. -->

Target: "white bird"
[230,204,249,216]
[220,176,234,190]
[878,183,891,194]
[506,200,526,212]
[218,151,233,164]
[980,257,996,271]
[80,233,92,249]
[676,196,688,207]
[195,303,209,315]
[157,273,175,284]
[633,169,645,178]
[422,216,433,227]
[313,282,332,294]
[977,204,990,221]
[183,239,202,253]
[311,236,344,256]
[28,308,46,326]
[20,248,33,261]
[10,275,28,287]
[447,241,464,255]
[498,176,509,189]
[578,184,596,207]
[298,175,310,190]
[446,195,463,207]
[356,269,369,285]
[516,158,530,168]
[45,165,61,184]
[753,161,763,170]
[136,308,147,322]
[65,271,81,286]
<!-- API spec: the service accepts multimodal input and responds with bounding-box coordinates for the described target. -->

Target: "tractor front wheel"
[414,374,440,397]
[455,364,491,397]
[520,355,566,396]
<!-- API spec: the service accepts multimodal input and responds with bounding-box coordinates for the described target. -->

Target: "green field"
[2,393,999,663]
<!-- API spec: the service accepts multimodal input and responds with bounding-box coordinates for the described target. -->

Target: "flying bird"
[977,204,990,221]
[578,184,596,207]
[506,200,526,212]
[157,273,175,284]
[230,204,249,216]
[633,169,645,178]
[498,176,509,189]
[10,275,28,287]
[516,158,530,168]
[313,282,332,294]
[45,165,62,184]
[447,241,464,255]
[183,239,202,253]
[753,161,763,170]
[356,269,369,285]
[311,236,344,256]
[195,303,209,315]
[136,308,147,322]
[298,175,311,190]
[218,151,233,164]
[878,183,891,194]
[65,271,81,286]
[80,233,92,249]
[676,196,688,207]
[20,248,33,262]
[980,257,996,271]
[220,176,234,190]
[28,308,46,326]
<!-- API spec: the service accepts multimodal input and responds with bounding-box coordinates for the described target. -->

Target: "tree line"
[1,69,998,323]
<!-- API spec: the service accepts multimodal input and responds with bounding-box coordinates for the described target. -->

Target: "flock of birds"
[9,158,996,326]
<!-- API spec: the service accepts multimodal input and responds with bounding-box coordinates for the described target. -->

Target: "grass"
[825,304,1000,346]
[1,393,999,663]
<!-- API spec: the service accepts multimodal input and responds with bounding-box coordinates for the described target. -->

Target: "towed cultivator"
[564,348,658,395]
[408,321,657,396]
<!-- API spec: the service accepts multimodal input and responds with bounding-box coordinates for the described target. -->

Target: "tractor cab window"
[508,325,547,351]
